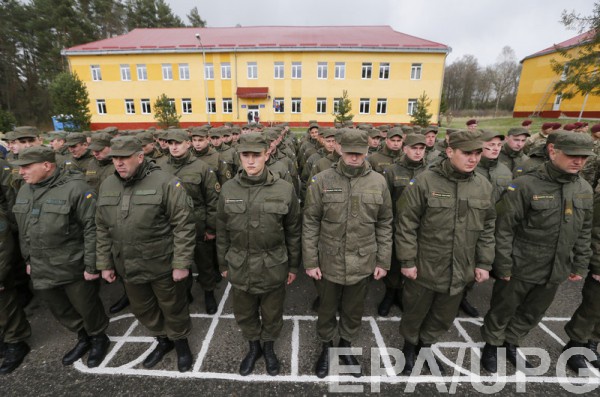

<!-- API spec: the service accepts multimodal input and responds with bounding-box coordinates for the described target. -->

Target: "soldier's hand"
[26,264,31,275]
[173,269,190,282]
[102,270,116,283]
[84,271,100,281]
[305,267,322,280]
[204,232,216,241]
[593,274,600,282]
[373,266,387,280]
[499,276,511,282]
[401,267,417,280]
[568,273,583,282]
[474,268,489,283]
[287,272,296,285]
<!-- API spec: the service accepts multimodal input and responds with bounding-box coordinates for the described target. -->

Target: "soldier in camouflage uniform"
[498,128,530,174]
[139,131,164,162]
[367,128,403,173]
[85,132,115,193]
[63,133,95,173]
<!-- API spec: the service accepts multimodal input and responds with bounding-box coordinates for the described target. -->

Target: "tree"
[187,6,206,27]
[333,90,353,124]
[125,0,184,30]
[153,94,180,128]
[49,72,91,131]
[488,46,520,116]
[443,55,480,110]
[551,3,600,99]
[410,92,433,127]
[0,109,16,133]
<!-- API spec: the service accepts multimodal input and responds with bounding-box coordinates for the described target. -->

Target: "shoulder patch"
[409,178,416,186]
[215,182,221,193]
[507,184,517,192]
[84,191,95,200]
[173,180,182,189]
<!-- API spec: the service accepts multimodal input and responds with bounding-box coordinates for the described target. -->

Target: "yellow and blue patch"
[507,184,517,192]
[409,179,415,186]
[84,191,94,199]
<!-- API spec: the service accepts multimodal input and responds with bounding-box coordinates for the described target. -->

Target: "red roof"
[522,30,595,62]
[236,87,269,98]
[64,26,449,54]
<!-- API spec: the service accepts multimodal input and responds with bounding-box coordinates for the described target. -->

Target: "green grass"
[444,116,598,134]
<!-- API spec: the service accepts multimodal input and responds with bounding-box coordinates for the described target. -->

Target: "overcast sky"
[166,0,594,66]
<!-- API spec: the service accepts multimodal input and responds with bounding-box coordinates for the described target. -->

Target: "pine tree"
[153,94,180,128]
[333,90,353,124]
[49,72,91,131]
[187,6,206,27]
[410,92,433,127]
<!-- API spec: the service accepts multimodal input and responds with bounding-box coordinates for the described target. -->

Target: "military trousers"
[382,252,403,291]
[565,275,600,343]
[124,274,191,340]
[481,278,559,346]
[195,239,217,292]
[232,284,285,342]
[399,279,463,345]
[316,277,369,343]
[0,278,31,343]
[37,279,108,336]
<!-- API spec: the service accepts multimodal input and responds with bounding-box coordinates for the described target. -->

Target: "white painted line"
[538,321,567,346]
[291,319,299,376]
[368,317,396,377]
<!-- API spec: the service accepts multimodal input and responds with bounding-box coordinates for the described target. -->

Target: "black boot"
[311,297,320,312]
[143,336,174,368]
[16,286,33,309]
[589,340,600,369]
[378,288,396,317]
[239,340,262,376]
[420,343,445,375]
[62,329,91,366]
[174,338,193,372]
[0,342,30,374]
[263,341,280,376]
[481,343,498,373]
[204,291,217,315]
[402,341,417,375]
[87,333,110,368]
[459,296,479,318]
[214,271,223,284]
[503,342,532,370]
[563,340,590,372]
[338,338,362,377]
[315,341,333,378]
[109,294,130,314]
[393,289,404,312]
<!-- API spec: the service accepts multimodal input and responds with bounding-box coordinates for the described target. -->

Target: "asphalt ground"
[1,271,599,396]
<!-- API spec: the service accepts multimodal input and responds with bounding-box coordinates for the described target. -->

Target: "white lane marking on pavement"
[538,321,566,346]
[368,317,396,377]
[291,319,299,376]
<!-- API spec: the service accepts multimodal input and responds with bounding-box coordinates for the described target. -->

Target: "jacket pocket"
[361,193,383,223]
[423,197,454,228]
[39,203,71,246]
[224,200,247,231]
[466,198,490,231]
[263,245,289,285]
[322,193,347,223]
[527,199,560,229]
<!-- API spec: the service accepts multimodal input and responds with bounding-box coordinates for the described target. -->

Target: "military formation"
[0,118,600,381]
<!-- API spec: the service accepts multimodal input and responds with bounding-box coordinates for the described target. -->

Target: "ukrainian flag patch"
[409,179,415,186]
[507,184,517,191]
[85,192,94,199]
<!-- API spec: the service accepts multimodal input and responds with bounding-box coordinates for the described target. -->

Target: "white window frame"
[407,98,418,115]
[274,62,284,79]
[334,62,346,80]
[359,98,370,114]
[291,98,301,113]
[168,98,176,110]
[141,98,151,114]
[316,98,327,114]
[379,62,390,80]
[223,98,233,113]
[182,98,192,114]
[274,98,284,113]
[333,98,341,114]
[362,63,372,79]
[291,62,302,79]
[125,99,135,115]
[120,64,131,81]
[204,63,214,80]
[91,65,102,81]
[96,99,106,114]
[376,98,387,115]
[179,63,190,80]
[206,98,216,114]
[247,62,258,79]
[317,62,328,79]
[411,63,422,80]
[162,64,173,80]
[136,64,147,81]
[221,63,231,79]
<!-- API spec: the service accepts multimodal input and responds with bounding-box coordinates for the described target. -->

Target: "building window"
[179,63,190,80]
[411,63,422,80]
[291,98,301,113]
[334,62,346,79]
[291,62,302,79]
[379,62,390,79]
[182,98,192,114]
[96,99,106,114]
[333,98,341,114]
[120,64,131,81]
[317,62,328,79]
[408,98,418,115]
[247,62,258,79]
[91,65,102,81]
[274,98,284,113]
[376,98,387,114]
[316,98,327,114]
[141,98,151,114]
[222,98,233,113]
[274,62,284,79]
[136,64,147,80]
[168,98,175,110]
[221,63,231,79]
[359,98,370,114]
[125,99,135,114]
[204,63,214,80]
[162,64,173,80]
[362,63,372,79]
[206,98,216,113]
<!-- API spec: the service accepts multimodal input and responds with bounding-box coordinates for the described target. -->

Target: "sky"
[166,0,595,66]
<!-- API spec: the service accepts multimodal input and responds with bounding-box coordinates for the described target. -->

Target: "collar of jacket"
[381,145,401,158]
[335,158,371,178]
[32,168,80,190]
[400,155,425,169]
[98,157,113,167]
[193,146,211,157]
[433,158,474,181]
[478,156,498,170]
[168,151,193,167]
[502,143,522,158]
[118,158,159,187]
[542,161,579,184]
[236,167,276,187]
[326,151,341,161]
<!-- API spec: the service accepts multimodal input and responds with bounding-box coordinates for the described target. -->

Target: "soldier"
[217,133,301,376]
[190,127,220,170]
[524,122,554,154]
[138,132,164,161]
[422,126,440,164]
[63,132,95,173]
[157,129,220,314]
[48,131,69,165]
[378,134,428,317]
[297,123,320,174]
[367,129,382,154]
[12,146,110,368]
[97,136,196,372]
[211,128,237,184]
[521,119,533,132]
[480,133,594,373]
[301,129,335,200]
[0,208,31,374]
[367,127,403,173]
[309,130,343,180]
[476,131,513,207]
[85,132,115,193]
[303,129,393,378]
[498,127,530,174]
[264,130,295,187]
[466,119,478,131]
[396,130,495,375]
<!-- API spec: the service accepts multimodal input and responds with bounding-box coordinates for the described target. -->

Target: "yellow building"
[63,26,449,129]
[513,30,599,119]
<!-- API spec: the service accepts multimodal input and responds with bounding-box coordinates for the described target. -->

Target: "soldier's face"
[341,151,367,167]
[158,139,169,149]
[240,150,268,176]
[549,148,588,174]
[50,138,65,151]
[424,132,437,148]
[192,136,209,151]
[19,162,54,184]
[222,135,232,143]
[482,137,503,160]
[13,138,40,154]
[210,136,222,147]
[168,140,191,158]
[386,136,403,151]
[68,142,88,158]
[324,137,337,152]
[507,135,527,152]
[309,128,319,139]
[112,153,144,179]
[92,146,111,161]
[403,144,426,162]
[367,136,381,148]
[232,133,240,142]
[142,143,155,155]
[447,147,482,173]
[467,124,478,131]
